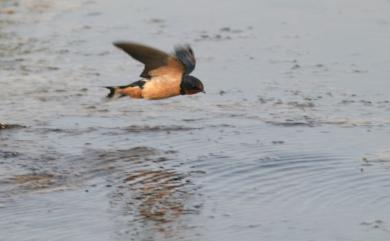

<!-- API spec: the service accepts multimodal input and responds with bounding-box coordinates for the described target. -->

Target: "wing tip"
[113,41,126,49]
[174,44,196,74]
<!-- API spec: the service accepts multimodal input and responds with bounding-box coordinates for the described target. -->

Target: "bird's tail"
[105,86,125,99]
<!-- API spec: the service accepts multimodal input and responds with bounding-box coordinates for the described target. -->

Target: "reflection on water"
[1,0,390,241]
[113,169,197,240]
[124,170,189,222]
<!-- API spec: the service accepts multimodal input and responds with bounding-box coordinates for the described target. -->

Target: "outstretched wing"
[113,42,184,79]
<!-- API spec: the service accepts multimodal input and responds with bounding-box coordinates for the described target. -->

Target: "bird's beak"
[202,90,206,93]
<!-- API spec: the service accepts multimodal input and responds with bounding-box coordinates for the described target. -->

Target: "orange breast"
[141,76,181,100]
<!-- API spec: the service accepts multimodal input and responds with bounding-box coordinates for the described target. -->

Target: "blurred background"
[1,0,390,240]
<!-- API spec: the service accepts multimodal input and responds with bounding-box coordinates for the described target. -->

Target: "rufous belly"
[141,77,181,100]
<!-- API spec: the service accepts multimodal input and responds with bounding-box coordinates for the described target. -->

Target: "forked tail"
[105,86,124,99]
[105,81,145,99]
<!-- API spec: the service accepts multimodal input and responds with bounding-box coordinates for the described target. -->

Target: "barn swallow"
[106,42,204,100]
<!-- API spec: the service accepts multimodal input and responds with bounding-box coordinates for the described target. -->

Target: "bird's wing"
[174,44,196,75]
[113,42,184,79]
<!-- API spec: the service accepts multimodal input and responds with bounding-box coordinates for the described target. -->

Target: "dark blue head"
[174,44,196,74]
[180,75,205,95]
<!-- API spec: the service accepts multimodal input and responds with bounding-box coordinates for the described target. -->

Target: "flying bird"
[106,42,205,100]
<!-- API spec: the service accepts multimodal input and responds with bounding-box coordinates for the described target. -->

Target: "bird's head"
[180,75,205,95]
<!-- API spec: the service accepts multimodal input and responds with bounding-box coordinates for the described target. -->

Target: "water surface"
[1,0,390,240]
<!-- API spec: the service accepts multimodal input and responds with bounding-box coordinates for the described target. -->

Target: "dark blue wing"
[174,45,196,75]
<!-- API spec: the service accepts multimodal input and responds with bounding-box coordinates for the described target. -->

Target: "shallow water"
[1,0,390,240]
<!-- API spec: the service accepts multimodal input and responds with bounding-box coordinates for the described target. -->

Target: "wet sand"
[1,0,390,240]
